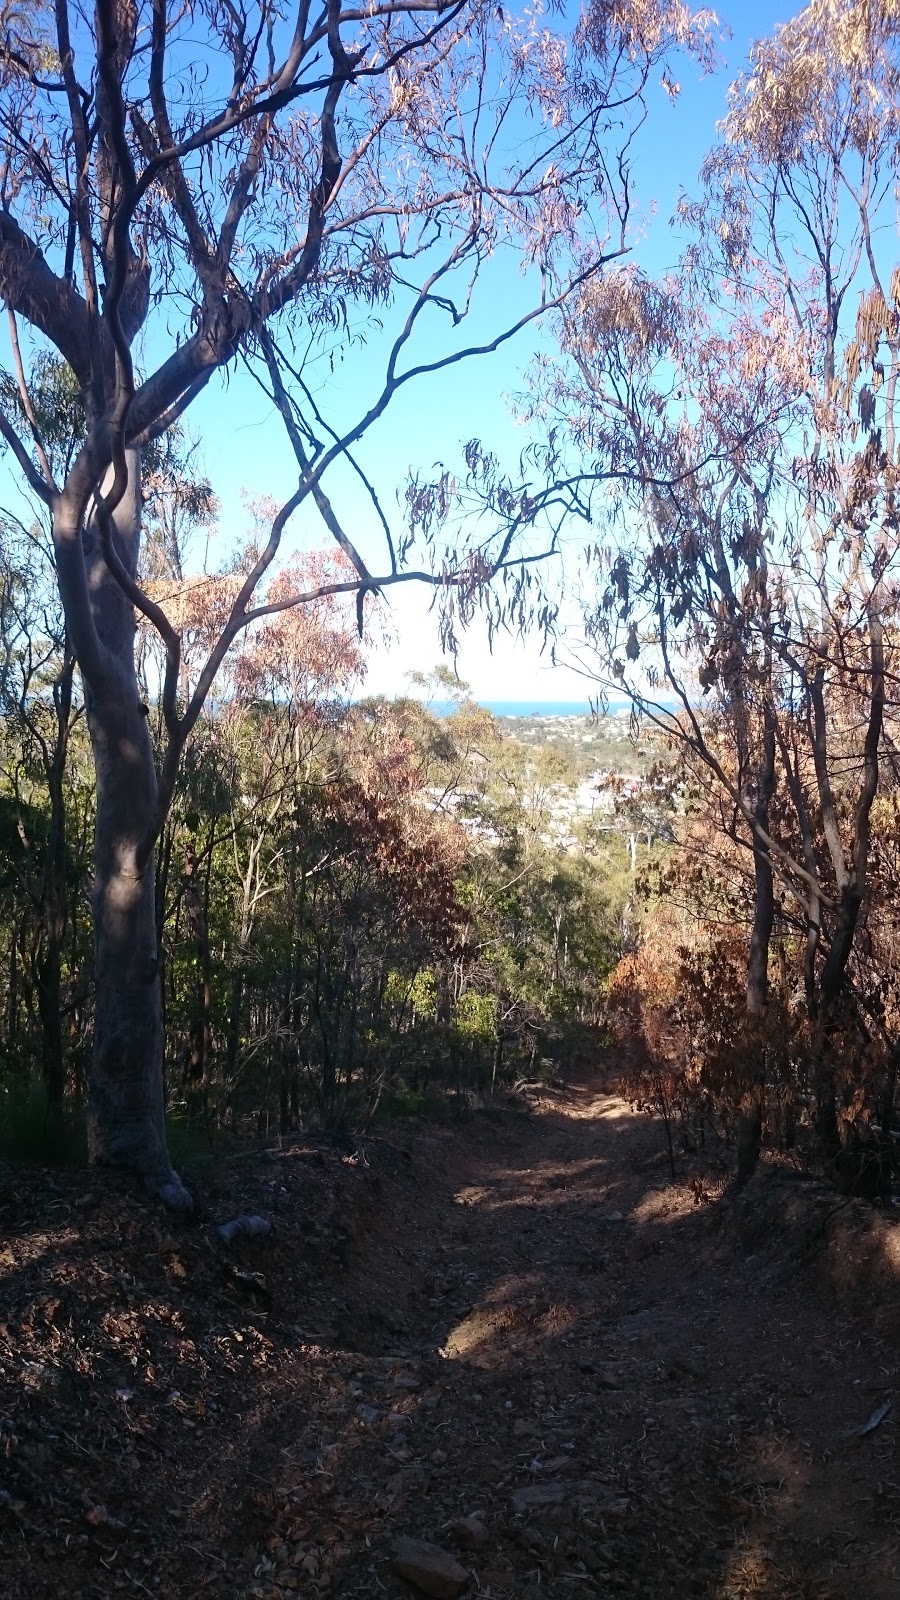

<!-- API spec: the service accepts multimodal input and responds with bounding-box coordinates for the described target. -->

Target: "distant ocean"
[431,699,630,718]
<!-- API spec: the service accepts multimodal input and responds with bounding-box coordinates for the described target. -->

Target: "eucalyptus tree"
[652,0,900,1164]
[481,0,900,1171]
[0,1,713,1200]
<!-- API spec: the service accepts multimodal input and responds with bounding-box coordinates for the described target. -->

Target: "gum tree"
[0,1,712,1201]
[546,0,900,1171]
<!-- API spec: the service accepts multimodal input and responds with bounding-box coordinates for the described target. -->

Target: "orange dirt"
[1,1070,898,1598]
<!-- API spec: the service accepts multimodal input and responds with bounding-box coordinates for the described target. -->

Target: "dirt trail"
[2,1073,898,1599]
[317,1074,898,1600]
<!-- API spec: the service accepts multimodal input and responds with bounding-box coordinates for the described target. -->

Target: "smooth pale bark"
[85,684,184,1197]
[56,453,190,1205]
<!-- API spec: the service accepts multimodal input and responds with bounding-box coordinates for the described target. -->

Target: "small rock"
[355,1403,384,1426]
[512,1482,567,1514]
[452,1514,489,1551]
[392,1536,470,1598]
[431,1447,448,1464]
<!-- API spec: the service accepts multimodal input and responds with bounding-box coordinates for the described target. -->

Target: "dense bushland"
[609,734,900,1196]
[0,534,640,1153]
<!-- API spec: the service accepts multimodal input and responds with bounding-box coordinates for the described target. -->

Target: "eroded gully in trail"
[290,1073,899,1600]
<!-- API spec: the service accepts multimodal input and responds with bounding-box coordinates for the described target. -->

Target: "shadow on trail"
[1,1079,898,1599]
[367,1078,900,1600]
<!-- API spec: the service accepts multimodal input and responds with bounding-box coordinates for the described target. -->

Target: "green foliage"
[388,967,437,1023]
[0,355,85,482]
[0,532,652,1143]
[454,990,497,1042]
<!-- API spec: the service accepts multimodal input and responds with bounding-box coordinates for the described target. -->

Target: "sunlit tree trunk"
[57,455,190,1206]
[86,686,172,1186]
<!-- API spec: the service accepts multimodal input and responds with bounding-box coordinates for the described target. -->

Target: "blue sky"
[183,0,795,702]
[0,1,796,705]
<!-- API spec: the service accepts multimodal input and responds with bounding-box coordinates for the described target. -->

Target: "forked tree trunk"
[56,454,189,1207]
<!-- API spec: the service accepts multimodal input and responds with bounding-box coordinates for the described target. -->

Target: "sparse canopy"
[469,0,900,1177]
[0,0,714,1198]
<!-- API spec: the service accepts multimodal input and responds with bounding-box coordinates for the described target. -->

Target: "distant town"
[425,707,677,858]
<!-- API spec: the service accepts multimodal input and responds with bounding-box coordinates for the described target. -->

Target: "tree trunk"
[56,454,189,1207]
[735,712,776,1187]
[85,685,188,1204]
[735,835,774,1185]
[813,890,863,1166]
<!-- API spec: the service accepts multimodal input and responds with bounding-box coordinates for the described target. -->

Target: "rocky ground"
[1,1070,898,1599]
